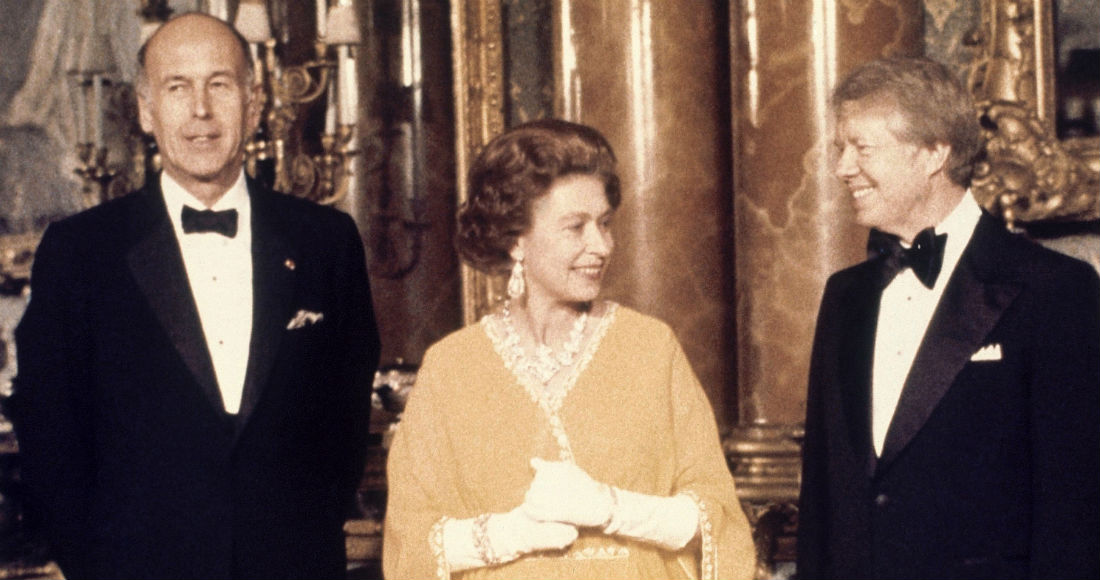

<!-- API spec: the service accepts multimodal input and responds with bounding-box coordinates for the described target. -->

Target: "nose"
[834,145,858,180]
[585,223,613,257]
[192,88,212,119]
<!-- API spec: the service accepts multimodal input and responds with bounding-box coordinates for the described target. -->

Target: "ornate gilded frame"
[451,0,507,323]
[967,0,1100,227]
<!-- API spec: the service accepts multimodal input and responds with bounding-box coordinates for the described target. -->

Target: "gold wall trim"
[452,0,507,324]
[967,0,1099,226]
[724,423,804,580]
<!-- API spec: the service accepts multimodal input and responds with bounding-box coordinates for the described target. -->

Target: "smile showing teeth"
[851,186,874,200]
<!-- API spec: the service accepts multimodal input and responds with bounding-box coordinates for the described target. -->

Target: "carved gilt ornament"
[966,0,1099,227]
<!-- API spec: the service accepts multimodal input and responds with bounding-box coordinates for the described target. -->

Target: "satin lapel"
[125,185,224,411]
[236,186,297,428]
[877,216,1022,469]
[838,264,884,477]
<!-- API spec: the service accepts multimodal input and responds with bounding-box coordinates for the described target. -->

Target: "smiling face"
[512,174,615,308]
[833,99,944,241]
[138,15,260,205]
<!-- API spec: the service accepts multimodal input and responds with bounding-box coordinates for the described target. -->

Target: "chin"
[571,288,602,304]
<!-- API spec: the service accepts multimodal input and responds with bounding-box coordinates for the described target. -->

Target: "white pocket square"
[286,309,324,330]
[970,343,1002,362]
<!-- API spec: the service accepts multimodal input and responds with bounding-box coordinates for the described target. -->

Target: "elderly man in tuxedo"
[797,57,1099,579]
[7,13,380,579]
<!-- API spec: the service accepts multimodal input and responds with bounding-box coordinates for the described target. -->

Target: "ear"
[137,91,154,134]
[923,142,952,179]
[246,81,264,136]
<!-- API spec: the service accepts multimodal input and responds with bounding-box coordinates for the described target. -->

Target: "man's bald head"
[137,12,255,98]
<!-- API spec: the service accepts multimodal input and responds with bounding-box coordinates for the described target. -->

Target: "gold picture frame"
[967,0,1099,227]
[451,0,507,324]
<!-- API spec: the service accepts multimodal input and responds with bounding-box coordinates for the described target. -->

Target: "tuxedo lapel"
[236,183,297,427]
[835,264,883,476]
[125,185,224,412]
[877,215,1022,468]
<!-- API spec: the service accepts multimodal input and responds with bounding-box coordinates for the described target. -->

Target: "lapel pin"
[284,258,296,271]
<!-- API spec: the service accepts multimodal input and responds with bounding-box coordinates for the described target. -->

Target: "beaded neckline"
[498,299,589,385]
[483,301,618,461]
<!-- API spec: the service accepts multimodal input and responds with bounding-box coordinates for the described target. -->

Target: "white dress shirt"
[872,191,982,456]
[162,172,254,414]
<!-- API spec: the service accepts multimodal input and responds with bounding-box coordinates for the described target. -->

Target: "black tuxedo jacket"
[797,213,1100,579]
[8,177,380,579]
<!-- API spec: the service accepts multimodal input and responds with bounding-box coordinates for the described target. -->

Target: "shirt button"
[874,493,889,507]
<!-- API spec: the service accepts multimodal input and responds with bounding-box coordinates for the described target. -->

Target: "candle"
[325,72,337,134]
[316,0,328,39]
[92,76,104,148]
[76,80,88,144]
[248,43,264,87]
[337,45,358,125]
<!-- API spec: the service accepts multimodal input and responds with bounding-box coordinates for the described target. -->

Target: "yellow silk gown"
[384,304,756,579]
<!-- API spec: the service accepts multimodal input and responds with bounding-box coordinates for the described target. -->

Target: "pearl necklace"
[501,300,589,384]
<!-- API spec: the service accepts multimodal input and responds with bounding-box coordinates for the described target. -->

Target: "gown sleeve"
[665,338,757,580]
[383,349,463,580]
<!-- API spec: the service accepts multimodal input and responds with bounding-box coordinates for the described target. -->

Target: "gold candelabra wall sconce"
[236,0,362,206]
[72,0,363,208]
[73,0,431,280]
[69,30,123,206]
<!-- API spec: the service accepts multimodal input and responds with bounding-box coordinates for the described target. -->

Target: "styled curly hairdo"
[831,57,982,187]
[455,119,621,273]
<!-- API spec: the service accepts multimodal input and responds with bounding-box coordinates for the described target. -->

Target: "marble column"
[347,0,462,366]
[728,0,922,574]
[554,0,735,427]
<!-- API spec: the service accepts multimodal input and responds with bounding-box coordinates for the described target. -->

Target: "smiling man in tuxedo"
[797,57,1099,579]
[7,13,380,579]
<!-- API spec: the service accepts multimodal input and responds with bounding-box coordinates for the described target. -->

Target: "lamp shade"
[325,4,360,44]
[79,33,116,75]
[234,1,273,43]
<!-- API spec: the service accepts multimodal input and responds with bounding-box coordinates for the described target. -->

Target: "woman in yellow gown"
[384,119,756,580]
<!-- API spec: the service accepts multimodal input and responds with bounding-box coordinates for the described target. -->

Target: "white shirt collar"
[933,189,982,289]
[161,170,251,237]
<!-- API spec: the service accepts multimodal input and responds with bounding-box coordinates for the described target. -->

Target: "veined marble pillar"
[728,0,921,574]
[554,0,735,427]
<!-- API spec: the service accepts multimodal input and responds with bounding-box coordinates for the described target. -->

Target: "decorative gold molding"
[725,423,803,580]
[451,0,508,324]
[967,0,1099,227]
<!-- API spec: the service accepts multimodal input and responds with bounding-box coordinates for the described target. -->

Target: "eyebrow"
[558,208,615,222]
[158,69,239,84]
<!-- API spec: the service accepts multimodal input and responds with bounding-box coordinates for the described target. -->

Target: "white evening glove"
[441,508,579,572]
[524,458,700,550]
[602,488,700,550]
[522,458,615,527]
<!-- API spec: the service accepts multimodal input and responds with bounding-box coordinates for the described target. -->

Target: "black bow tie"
[181,206,238,238]
[867,227,947,289]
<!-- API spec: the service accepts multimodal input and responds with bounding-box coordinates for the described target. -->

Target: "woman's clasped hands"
[522,457,617,529]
